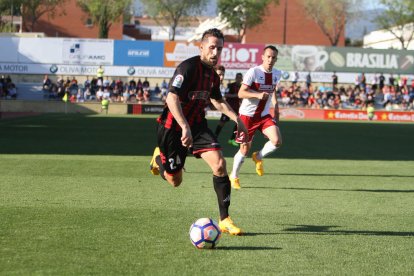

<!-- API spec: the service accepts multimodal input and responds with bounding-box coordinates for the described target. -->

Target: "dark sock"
[230,124,237,140]
[215,125,223,137]
[155,155,166,180]
[213,175,231,220]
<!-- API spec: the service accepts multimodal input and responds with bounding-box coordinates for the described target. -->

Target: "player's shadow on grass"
[282,224,414,237]
[216,246,282,251]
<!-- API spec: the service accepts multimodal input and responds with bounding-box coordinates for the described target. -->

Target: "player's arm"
[210,98,248,143]
[272,87,280,124]
[238,84,269,101]
[165,92,192,147]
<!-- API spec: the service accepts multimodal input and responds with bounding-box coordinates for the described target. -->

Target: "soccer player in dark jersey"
[215,72,243,147]
[149,28,248,235]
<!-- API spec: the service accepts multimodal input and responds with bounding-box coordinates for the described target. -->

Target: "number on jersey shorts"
[235,114,276,143]
[157,122,221,175]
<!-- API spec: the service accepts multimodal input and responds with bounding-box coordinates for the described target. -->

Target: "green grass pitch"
[1,114,414,275]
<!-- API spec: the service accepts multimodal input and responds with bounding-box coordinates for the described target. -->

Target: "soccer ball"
[189,218,221,249]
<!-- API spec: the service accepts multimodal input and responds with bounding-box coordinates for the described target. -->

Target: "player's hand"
[235,118,249,144]
[181,127,193,148]
[259,92,270,101]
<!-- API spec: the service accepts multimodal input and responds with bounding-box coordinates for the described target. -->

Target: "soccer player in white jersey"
[230,45,282,189]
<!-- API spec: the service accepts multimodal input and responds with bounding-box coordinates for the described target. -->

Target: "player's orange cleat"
[150,147,160,175]
[230,176,241,190]
[219,217,243,236]
[252,151,264,176]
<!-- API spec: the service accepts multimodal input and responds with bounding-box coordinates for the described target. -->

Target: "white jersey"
[239,65,282,117]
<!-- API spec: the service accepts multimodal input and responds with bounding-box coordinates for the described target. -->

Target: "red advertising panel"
[324,110,414,122]
[219,43,265,69]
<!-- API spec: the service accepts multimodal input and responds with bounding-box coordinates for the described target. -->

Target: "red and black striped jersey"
[157,56,222,130]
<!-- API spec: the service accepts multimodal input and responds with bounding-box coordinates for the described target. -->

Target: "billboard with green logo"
[271,44,414,74]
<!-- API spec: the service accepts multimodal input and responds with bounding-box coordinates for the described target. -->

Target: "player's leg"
[201,150,242,235]
[194,126,242,235]
[228,124,238,146]
[214,114,227,137]
[230,115,257,188]
[151,124,187,187]
[230,142,251,190]
[252,117,282,176]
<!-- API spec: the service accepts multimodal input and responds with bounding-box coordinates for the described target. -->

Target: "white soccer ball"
[189,218,221,249]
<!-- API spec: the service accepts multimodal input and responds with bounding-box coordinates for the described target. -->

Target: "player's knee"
[274,140,282,148]
[240,144,250,156]
[166,171,183,187]
[212,157,227,176]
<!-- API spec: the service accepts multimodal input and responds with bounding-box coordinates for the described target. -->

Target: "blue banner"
[114,40,164,66]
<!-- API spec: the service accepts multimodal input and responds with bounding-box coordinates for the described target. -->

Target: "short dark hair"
[263,45,278,54]
[216,65,225,72]
[201,28,224,42]
[236,73,243,78]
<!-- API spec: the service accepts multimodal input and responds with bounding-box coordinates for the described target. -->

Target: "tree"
[301,0,352,46]
[77,0,132,38]
[141,0,208,41]
[20,0,66,32]
[217,0,278,43]
[373,0,414,50]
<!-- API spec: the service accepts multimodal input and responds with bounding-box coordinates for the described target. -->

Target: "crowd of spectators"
[42,75,169,104]
[0,75,17,99]
[3,72,414,111]
[277,73,414,111]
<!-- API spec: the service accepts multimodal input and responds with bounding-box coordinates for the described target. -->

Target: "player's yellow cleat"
[230,177,241,190]
[219,217,243,236]
[252,151,264,176]
[150,147,160,175]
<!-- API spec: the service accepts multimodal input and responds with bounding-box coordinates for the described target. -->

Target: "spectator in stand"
[96,65,104,84]
[306,72,312,89]
[84,76,91,88]
[382,85,392,108]
[7,83,17,99]
[43,74,52,90]
[379,73,385,90]
[96,87,104,101]
[143,77,150,90]
[153,83,161,95]
[143,77,151,101]
[84,86,93,101]
[371,74,378,92]
[122,88,130,103]
[136,87,144,103]
[360,73,367,92]
[389,74,395,87]
[292,71,299,86]
[137,78,143,94]
[0,77,4,98]
[332,71,338,89]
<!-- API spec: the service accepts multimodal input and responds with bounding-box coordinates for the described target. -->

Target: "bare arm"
[238,83,269,101]
[272,87,280,124]
[165,92,192,147]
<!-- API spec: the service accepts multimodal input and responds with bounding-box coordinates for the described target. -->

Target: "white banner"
[18,38,63,64]
[0,37,19,63]
[62,39,113,65]
[0,62,403,86]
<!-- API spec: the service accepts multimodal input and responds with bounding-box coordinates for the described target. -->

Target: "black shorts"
[219,114,230,122]
[157,122,221,175]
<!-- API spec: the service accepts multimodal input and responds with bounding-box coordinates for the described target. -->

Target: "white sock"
[231,150,245,178]
[257,141,278,159]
